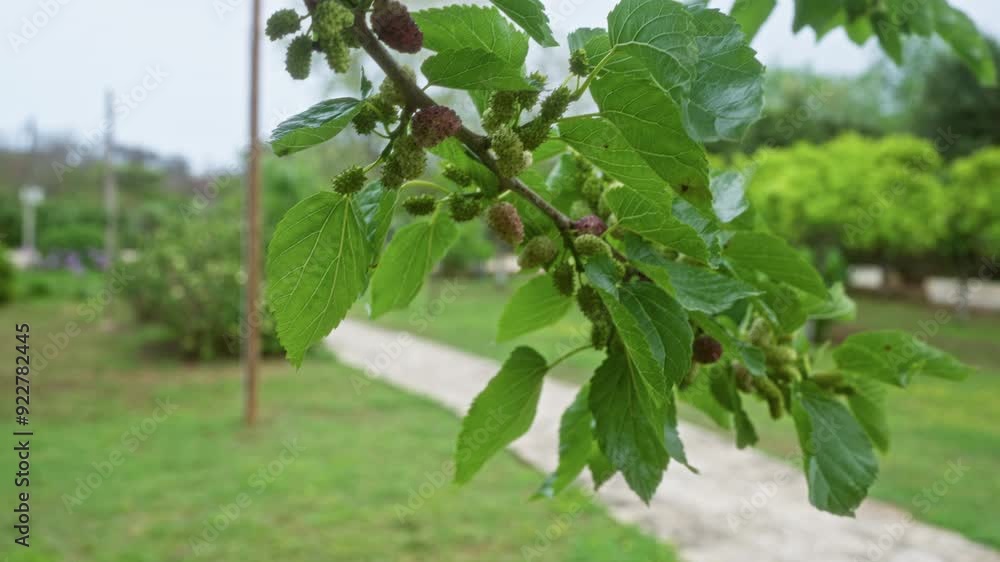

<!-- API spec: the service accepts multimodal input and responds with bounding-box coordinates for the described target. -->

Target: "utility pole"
[245,0,263,427]
[103,90,119,264]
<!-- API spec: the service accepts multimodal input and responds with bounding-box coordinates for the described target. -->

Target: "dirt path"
[326,320,999,562]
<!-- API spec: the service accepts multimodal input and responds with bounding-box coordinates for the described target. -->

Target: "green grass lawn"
[363,276,1000,549]
[0,299,678,562]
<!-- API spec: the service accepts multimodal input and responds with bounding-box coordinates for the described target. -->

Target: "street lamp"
[19,184,45,266]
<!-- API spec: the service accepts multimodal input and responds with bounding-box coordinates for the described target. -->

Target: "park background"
[1,0,999,560]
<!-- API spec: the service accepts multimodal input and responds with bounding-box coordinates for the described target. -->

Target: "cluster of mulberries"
[551,262,575,296]
[518,237,558,270]
[269,1,356,80]
[371,0,423,53]
[692,335,723,364]
[753,375,785,420]
[332,165,367,195]
[516,72,547,110]
[403,194,437,216]
[449,194,482,223]
[411,106,461,148]
[574,215,606,237]
[486,202,524,247]
[381,135,426,189]
[490,126,530,178]
[482,92,519,133]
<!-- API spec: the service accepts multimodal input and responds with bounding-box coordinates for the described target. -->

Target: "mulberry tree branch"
[352,12,574,233]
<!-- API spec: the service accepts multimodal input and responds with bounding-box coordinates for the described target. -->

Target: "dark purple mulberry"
[371,0,423,54]
[693,335,723,364]
[574,215,607,236]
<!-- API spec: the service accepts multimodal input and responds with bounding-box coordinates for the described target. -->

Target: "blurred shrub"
[440,222,495,277]
[744,134,952,273]
[0,198,21,247]
[123,212,282,360]
[0,244,13,305]
[948,147,1000,262]
[38,224,104,256]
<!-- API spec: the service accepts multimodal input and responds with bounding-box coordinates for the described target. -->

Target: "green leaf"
[582,33,712,210]
[604,185,709,260]
[582,255,621,298]
[663,392,696,472]
[370,211,459,318]
[709,366,758,448]
[456,347,549,483]
[536,385,593,497]
[619,283,693,387]
[678,369,732,429]
[413,5,529,67]
[624,236,760,315]
[355,181,398,251]
[267,192,370,367]
[833,330,974,387]
[608,0,699,95]
[792,0,844,33]
[590,344,668,503]
[845,375,890,453]
[804,281,856,321]
[497,275,573,342]
[932,0,997,86]
[753,279,809,334]
[488,0,558,47]
[423,48,534,91]
[730,0,777,40]
[871,11,903,64]
[557,116,669,194]
[270,98,364,157]
[724,232,828,298]
[792,382,879,516]
[588,446,617,488]
[684,6,765,143]
[710,172,751,224]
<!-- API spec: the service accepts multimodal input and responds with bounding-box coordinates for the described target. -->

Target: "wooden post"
[103,90,119,264]
[245,0,263,427]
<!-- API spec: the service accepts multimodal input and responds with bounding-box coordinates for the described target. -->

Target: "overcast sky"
[3,0,998,173]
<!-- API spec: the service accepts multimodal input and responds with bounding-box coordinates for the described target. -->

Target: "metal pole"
[245,0,263,427]
[103,90,119,264]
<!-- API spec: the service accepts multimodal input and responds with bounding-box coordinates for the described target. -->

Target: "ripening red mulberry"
[486,202,524,247]
[692,335,723,364]
[371,0,423,54]
[574,215,607,236]
[411,106,461,148]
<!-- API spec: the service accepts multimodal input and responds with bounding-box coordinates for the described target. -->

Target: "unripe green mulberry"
[692,335,724,364]
[313,0,353,38]
[516,119,551,151]
[753,376,785,420]
[448,194,482,223]
[442,164,472,187]
[285,35,313,80]
[378,67,415,108]
[352,102,379,135]
[483,91,518,132]
[411,105,462,148]
[570,48,589,76]
[490,126,528,178]
[569,200,592,220]
[552,262,576,296]
[382,135,426,189]
[371,0,423,53]
[266,9,301,41]
[582,175,604,209]
[540,86,572,122]
[518,237,558,270]
[733,363,754,393]
[332,165,367,195]
[576,285,608,324]
[748,318,771,346]
[486,202,525,246]
[516,72,547,109]
[591,320,612,350]
[772,364,802,383]
[766,345,798,366]
[574,234,610,258]
[403,194,437,216]
[320,34,351,73]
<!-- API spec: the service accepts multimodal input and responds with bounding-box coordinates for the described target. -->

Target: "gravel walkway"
[326,320,999,562]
